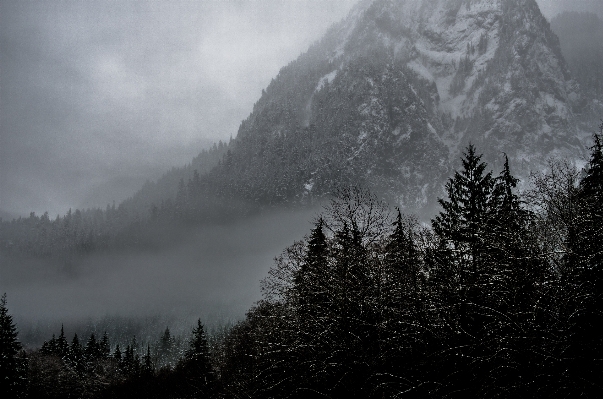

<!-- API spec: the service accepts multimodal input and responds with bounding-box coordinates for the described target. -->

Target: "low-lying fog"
[1,208,319,345]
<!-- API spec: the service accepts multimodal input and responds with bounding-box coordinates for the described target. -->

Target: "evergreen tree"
[294,217,329,319]
[183,319,213,376]
[99,331,110,359]
[379,211,427,395]
[576,124,603,271]
[158,327,175,369]
[567,125,603,394]
[430,145,498,396]
[120,337,141,377]
[85,332,100,362]
[291,217,331,391]
[177,319,215,397]
[142,344,154,376]
[113,344,122,363]
[68,333,84,373]
[40,334,58,356]
[57,325,69,359]
[0,294,25,398]
[431,145,496,335]
[480,155,548,395]
[385,209,421,299]
[432,144,495,275]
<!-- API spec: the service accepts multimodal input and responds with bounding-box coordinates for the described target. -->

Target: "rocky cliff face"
[210,0,589,214]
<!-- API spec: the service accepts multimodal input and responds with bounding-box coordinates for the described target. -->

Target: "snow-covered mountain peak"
[329,0,584,165]
[227,0,589,214]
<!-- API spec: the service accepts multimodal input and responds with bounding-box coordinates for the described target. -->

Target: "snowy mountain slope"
[334,0,585,166]
[220,0,587,215]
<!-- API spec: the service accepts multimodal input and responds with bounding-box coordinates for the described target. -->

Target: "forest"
[2,124,603,398]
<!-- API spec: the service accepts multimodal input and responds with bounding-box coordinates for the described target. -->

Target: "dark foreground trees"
[217,138,603,398]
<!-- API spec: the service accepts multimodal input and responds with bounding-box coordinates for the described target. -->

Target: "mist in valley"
[1,207,319,346]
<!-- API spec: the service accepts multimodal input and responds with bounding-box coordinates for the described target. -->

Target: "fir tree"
[430,145,498,395]
[432,144,495,275]
[294,217,329,319]
[40,334,58,356]
[567,125,603,393]
[68,333,84,373]
[142,344,154,376]
[85,332,100,362]
[57,325,69,359]
[113,344,122,363]
[576,124,603,271]
[380,210,427,392]
[177,319,215,397]
[183,319,213,376]
[99,331,110,359]
[158,327,175,369]
[386,209,420,297]
[0,294,24,398]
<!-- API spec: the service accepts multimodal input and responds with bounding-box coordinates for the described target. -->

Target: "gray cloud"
[0,0,356,217]
[537,0,603,19]
[1,207,317,329]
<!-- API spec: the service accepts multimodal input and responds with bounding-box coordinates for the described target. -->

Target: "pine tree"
[68,333,84,373]
[576,124,603,271]
[432,144,495,276]
[566,125,603,393]
[142,344,154,376]
[386,209,421,298]
[57,325,69,359]
[481,155,548,395]
[488,155,528,300]
[380,211,427,393]
[177,319,215,397]
[113,344,122,363]
[294,217,329,319]
[85,332,100,362]
[431,145,496,333]
[290,217,332,393]
[99,331,110,359]
[158,327,175,369]
[121,336,141,377]
[430,145,498,395]
[40,334,58,356]
[184,319,213,375]
[0,294,24,398]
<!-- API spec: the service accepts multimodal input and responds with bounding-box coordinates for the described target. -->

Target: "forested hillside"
[3,127,602,397]
[0,141,230,257]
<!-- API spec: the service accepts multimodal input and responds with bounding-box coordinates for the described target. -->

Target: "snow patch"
[407,60,434,82]
[315,69,339,92]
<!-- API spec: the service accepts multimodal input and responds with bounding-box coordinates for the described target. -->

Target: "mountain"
[194,0,588,216]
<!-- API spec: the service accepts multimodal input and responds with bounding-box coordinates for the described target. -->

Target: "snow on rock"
[315,69,339,92]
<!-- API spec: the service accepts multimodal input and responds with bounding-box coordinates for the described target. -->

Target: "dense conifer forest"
[1,125,602,398]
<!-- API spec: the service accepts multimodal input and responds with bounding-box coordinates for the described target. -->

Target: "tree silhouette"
[0,294,25,398]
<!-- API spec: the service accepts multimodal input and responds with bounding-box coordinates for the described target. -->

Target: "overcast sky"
[0,0,599,218]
